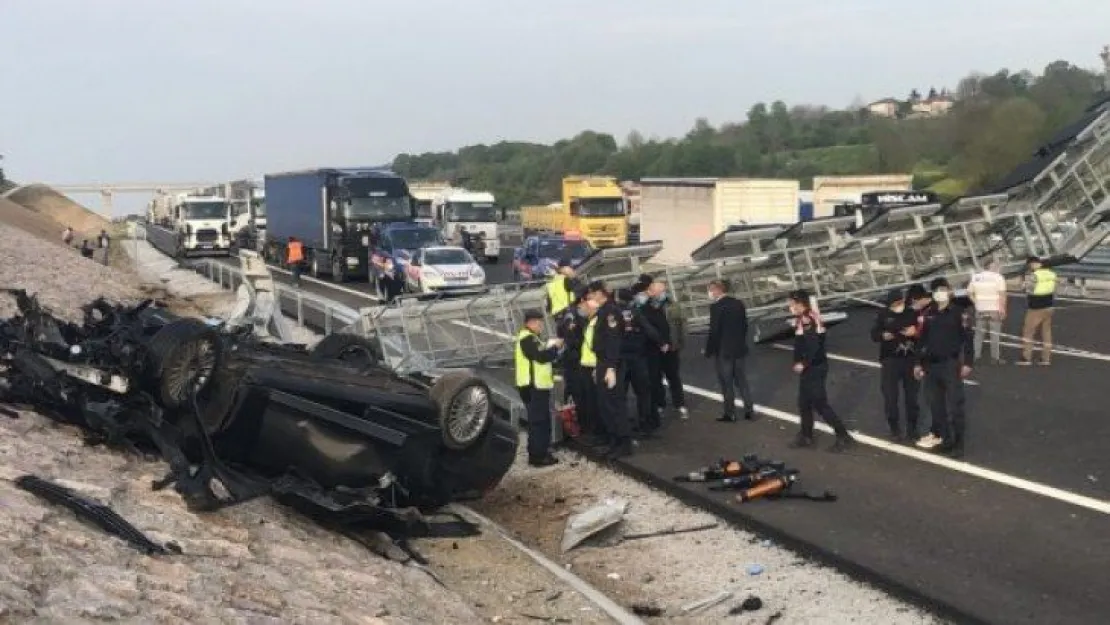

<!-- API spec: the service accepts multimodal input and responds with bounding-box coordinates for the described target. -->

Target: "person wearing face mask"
[704,279,755,422]
[621,282,664,436]
[871,288,921,442]
[642,277,688,419]
[913,277,974,458]
[588,281,634,459]
[575,291,606,446]
[787,290,855,452]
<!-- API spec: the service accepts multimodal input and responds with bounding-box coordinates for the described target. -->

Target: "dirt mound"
[5,184,108,234]
[0,196,71,245]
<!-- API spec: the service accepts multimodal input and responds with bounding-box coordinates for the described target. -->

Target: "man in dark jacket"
[913,277,974,457]
[623,283,664,435]
[705,279,755,422]
[871,288,921,442]
[787,290,855,452]
[589,281,633,459]
[642,277,688,418]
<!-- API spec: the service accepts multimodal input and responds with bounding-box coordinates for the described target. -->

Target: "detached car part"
[0,289,517,532]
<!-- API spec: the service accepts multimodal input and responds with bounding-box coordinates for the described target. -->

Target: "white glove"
[604,368,616,389]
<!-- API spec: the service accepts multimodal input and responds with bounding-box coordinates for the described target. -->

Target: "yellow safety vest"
[515,329,554,390]
[1031,268,1057,296]
[580,316,598,367]
[547,275,570,316]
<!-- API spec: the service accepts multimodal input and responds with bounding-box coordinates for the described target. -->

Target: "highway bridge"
[134,97,1110,625]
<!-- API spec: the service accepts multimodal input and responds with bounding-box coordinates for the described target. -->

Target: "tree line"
[393,60,1106,208]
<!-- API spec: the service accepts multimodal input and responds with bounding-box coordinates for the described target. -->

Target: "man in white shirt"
[966,260,1007,364]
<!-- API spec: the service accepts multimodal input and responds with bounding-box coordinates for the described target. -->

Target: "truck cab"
[263,168,416,283]
[172,194,232,257]
[563,176,627,248]
[511,233,593,281]
[230,184,267,251]
[432,188,501,264]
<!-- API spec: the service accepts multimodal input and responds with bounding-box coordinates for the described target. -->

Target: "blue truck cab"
[511,233,594,281]
[263,167,416,282]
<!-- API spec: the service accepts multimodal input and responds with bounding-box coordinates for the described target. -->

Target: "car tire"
[145,319,223,410]
[429,372,492,450]
[311,333,381,368]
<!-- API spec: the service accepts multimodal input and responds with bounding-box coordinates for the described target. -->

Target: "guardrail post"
[324,308,333,335]
[296,294,305,328]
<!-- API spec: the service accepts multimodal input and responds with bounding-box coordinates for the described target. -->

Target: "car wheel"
[145,319,223,410]
[311,333,381,368]
[429,372,492,450]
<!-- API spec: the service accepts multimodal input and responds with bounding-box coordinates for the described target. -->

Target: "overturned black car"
[0,289,518,530]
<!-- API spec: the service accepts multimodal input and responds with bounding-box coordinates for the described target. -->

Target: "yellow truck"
[521,176,628,248]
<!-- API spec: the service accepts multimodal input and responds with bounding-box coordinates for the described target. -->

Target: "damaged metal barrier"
[0,287,519,542]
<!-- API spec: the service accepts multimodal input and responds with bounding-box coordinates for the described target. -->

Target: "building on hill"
[866,98,900,118]
[866,90,954,119]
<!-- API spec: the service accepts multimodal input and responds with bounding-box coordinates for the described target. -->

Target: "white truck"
[229,183,267,251]
[409,181,451,226]
[432,188,501,263]
[172,193,232,257]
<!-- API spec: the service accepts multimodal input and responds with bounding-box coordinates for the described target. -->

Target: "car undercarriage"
[0,288,518,536]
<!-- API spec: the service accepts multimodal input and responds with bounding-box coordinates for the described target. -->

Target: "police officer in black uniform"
[787,289,856,452]
[621,283,664,436]
[913,277,974,458]
[589,281,633,459]
[557,287,594,438]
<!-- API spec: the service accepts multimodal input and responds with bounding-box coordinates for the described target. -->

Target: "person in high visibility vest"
[515,310,564,467]
[1019,256,1057,365]
[560,289,604,446]
[285,237,305,287]
[545,259,576,316]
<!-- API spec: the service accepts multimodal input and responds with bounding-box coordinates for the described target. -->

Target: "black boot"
[828,433,856,453]
[789,433,816,449]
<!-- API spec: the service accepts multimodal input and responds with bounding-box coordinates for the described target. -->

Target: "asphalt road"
[208,252,1110,624]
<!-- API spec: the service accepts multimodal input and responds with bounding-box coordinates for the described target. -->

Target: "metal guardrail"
[1054,247,1110,295]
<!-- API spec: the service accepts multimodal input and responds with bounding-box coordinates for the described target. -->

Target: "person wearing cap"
[643,277,688,419]
[556,287,593,440]
[574,291,605,445]
[588,281,634,459]
[913,277,974,457]
[623,281,664,435]
[1018,256,1057,366]
[515,310,564,467]
[966,259,1008,364]
[545,259,577,317]
[871,288,921,442]
[787,289,855,451]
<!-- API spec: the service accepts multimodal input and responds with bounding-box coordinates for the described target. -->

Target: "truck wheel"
[429,372,492,450]
[145,319,223,410]
[311,333,381,368]
[331,255,347,283]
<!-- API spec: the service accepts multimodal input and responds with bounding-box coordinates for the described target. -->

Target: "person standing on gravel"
[515,310,563,467]
[62,226,74,246]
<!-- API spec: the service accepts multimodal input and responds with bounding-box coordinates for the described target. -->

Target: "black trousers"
[880,357,920,435]
[567,364,601,437]
[620,356,657,430]
[798,362,848,437]
[518,387,552,459]
[596,364,632,440]
[924,360,966,445]
[715,355,754,417]
[648,350,686,409]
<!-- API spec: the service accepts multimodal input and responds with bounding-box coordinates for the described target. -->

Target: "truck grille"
[589,225,617,234]
[195,229,219,242]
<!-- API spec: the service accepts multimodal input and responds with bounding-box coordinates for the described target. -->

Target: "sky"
[1,0,1108,214]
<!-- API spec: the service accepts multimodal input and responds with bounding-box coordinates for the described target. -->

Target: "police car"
[368,223,444,298]
[511,233,594,281]
[404,245,486,294]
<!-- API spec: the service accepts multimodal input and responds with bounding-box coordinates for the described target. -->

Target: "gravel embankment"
[0,222,484,623]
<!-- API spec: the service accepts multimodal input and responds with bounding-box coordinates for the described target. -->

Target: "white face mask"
[933,290,950,304]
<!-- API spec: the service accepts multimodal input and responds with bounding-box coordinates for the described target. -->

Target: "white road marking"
[675,383,1110,515]
[768,344,981,385]
[449,318,1110,516]
[1008,292,1110,306]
